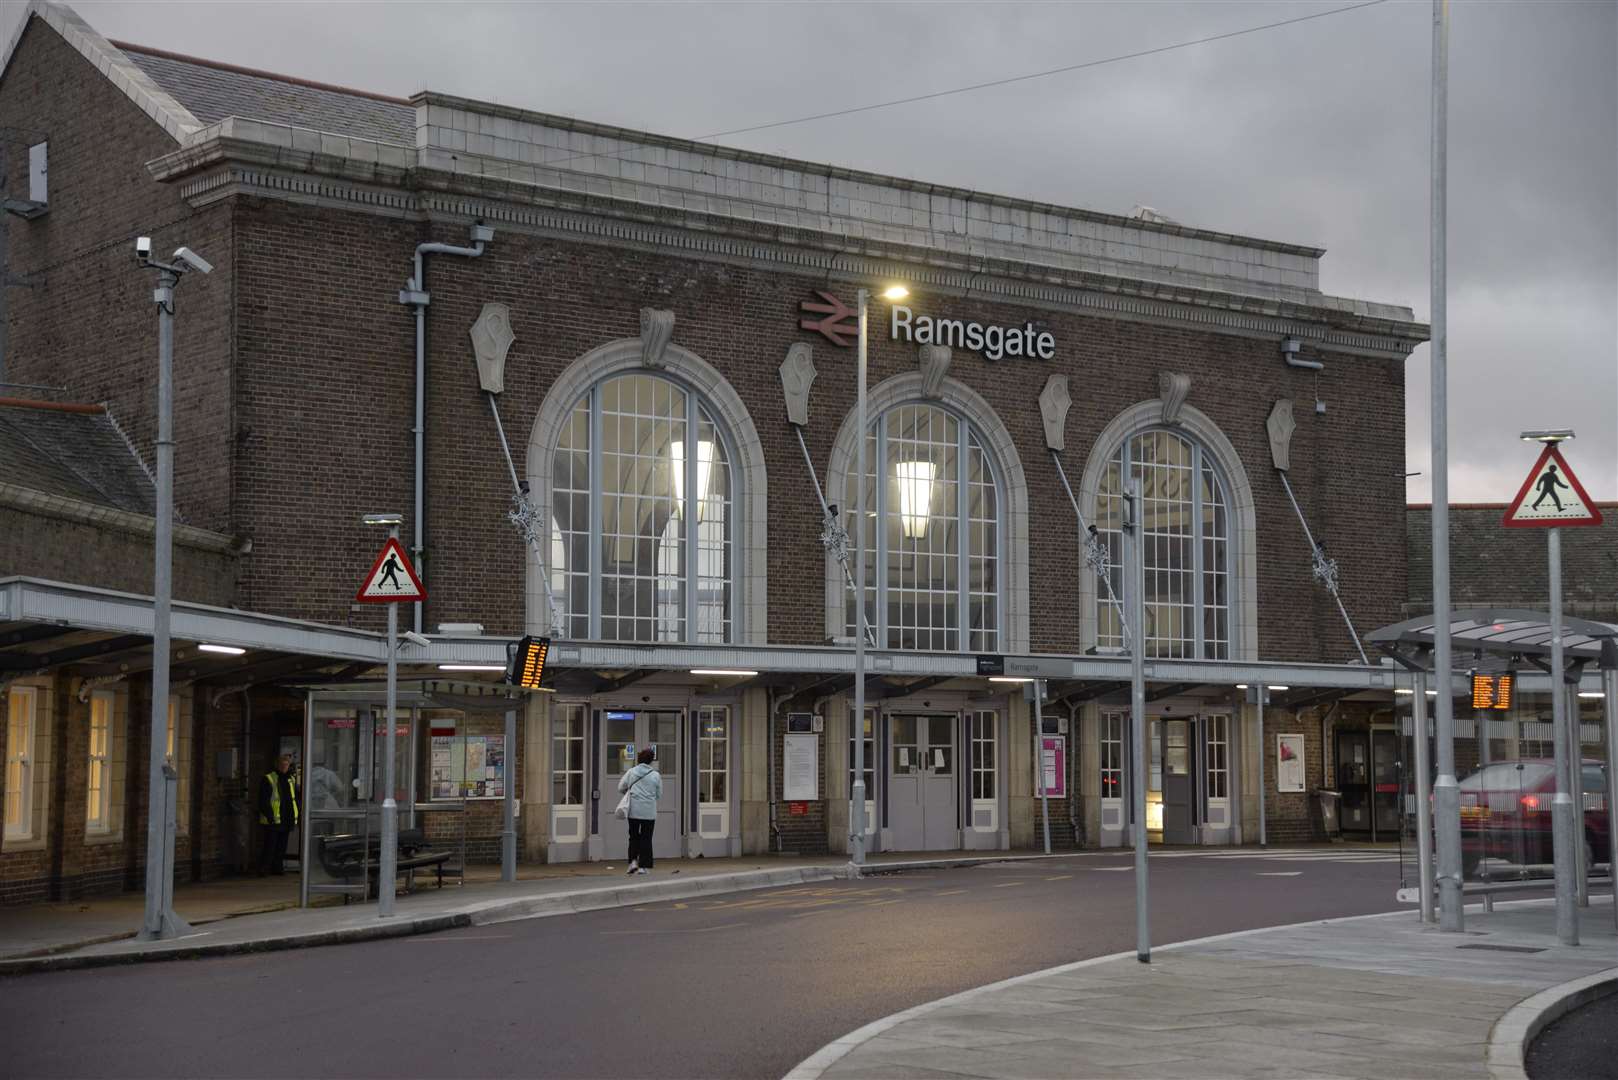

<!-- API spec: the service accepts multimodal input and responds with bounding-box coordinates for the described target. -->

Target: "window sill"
[2,833,44,851]
[84,829,123,845]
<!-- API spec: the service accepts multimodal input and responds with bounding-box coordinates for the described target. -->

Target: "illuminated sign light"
[505,636,551,689]
[1470,673,1513,711]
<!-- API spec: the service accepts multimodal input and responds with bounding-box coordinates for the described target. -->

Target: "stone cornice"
[158,145,1426,357]
[0,483,247,555]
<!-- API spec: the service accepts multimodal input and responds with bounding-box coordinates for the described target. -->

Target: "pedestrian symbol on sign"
[1502,445,1603,528]
[356,537,427,602]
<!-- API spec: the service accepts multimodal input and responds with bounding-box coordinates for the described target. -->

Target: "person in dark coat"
[257,755,299,875]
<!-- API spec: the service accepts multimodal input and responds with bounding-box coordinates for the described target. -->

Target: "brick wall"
[221,205,1408,662]
[1408,504,1618,620]
[0,506,237,606]
[0,21,237,536]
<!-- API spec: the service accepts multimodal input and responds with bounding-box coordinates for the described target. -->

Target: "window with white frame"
[551,704,586,805]
[5,687,37,840]
[848,708,875,801]
[1205,714,1229,799]
[1100,712,1124,802]
[970,710,997,801]
[551,372,735,644]
[697,706,728,805]
[845,403,1001,651]
[1096,428,1231,659]
[165,697,191,837]
[86,692,113,833]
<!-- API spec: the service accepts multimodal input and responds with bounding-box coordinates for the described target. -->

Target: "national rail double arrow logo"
[799,291,858,348]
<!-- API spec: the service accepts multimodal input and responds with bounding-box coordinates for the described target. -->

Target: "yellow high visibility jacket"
[259,772,299,827]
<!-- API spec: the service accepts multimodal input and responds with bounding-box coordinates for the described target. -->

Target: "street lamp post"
[134,238,211,942]
[850,283,907,867]
[364,512,405,917]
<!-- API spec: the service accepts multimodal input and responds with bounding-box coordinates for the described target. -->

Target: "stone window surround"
[823,372,1032,654]
[526,338,769,645]
[3,681,49,850]
[1076,399,1259,661]
[84,687,127,841]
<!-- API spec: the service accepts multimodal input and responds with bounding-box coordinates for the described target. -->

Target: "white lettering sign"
[890,306,1055,362]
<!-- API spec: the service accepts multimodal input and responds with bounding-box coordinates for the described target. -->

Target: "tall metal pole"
[502,699,517,883]
[379,524,400,917]
[1033,682,1051,855]
[850,288,869,867]
[138,267,189,942]
[1413,672,1436,924]
[1568,684,1588,907]
[1125,477,1149,963]
[1429,0,1463,933]
[1547,527,1577,943]
[1256,687,1268,848]
[1601,646,1618,932]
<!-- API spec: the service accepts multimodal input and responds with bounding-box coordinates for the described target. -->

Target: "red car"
[1459,759,1610,878]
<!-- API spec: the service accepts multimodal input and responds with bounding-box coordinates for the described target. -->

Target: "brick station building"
[25,0,1604,905]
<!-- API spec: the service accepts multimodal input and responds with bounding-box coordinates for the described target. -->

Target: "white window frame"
[552,372,738,645]
[1204,713,1231,829]
[549,703,589,848]
[86,691,114,834]
[1100,711,1125,835]
[1095,428,1232,660]
[696,705,729,839]
[846,403,1004,653]
[848,707,876,838]
[5,686,37,841]
[969,710,998,833]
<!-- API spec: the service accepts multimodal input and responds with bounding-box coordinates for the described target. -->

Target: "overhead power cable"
[470,0,1390,179]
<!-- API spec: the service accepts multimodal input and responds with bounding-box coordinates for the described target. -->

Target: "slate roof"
[0,401,156,516]
[117,42,415,146]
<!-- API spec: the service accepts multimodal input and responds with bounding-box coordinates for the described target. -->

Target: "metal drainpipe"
[399,226,492,634]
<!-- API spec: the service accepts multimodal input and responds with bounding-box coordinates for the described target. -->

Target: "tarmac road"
[1526,991,1618,1080]
[5,847,1411,1079]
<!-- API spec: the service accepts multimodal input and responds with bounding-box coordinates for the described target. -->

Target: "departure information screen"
[1470,673,1513,710]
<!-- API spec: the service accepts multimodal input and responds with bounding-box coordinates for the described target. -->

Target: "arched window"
[1095,428,1231,659]
[843,403,1001,652]
[551,372,734,644]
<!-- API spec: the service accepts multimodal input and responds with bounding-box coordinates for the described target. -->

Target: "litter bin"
[1315,789,1342,840]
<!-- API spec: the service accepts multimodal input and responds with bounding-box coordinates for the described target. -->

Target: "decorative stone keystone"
[1267,399,1296,471]
[1039,374,1071,452]
[468,303,515,394]
[779,343,817,427]
[1159,371,1191,426]
[918,344,952,399]
[640,308,675,369]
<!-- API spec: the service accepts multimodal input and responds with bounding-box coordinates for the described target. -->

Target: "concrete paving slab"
[798,898,1617,1080]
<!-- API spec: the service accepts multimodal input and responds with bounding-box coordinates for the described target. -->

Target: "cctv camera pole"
[1547,523,1577,944]
[136,253,193,942]
[380,522,400,917]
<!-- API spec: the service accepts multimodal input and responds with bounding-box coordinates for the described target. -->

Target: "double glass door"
[602,710,681,859]
[889,714,957,850]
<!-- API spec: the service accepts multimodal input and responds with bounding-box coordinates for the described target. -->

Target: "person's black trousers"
[627,817,656,869]
[258,825,291,874]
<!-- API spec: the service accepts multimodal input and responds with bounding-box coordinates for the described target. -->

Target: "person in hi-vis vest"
[257,755,299,875]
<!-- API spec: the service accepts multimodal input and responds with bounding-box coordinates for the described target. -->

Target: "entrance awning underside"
[4,579,1603,705]
[1366,608,1618,675]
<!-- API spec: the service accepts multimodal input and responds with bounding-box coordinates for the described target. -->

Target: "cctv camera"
[172,246,213,275]
[402,630,431,648]
[135,236,152,259]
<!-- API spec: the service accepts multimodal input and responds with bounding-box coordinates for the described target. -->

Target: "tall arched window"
[1095,428,1230,659]
[551,372,734,643]
[843,403,1001,652]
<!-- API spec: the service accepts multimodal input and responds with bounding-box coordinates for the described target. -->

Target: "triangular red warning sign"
[355,537,427,602]
[1502,445,1604,528]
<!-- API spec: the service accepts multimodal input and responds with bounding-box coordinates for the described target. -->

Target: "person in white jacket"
[619,748,663,874]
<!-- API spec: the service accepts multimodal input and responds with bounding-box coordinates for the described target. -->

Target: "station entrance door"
[888,714,958,850]
[1160,718,1197,845]
[601,709,682,861]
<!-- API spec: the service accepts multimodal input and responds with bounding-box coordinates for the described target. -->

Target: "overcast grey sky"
[9,0,1616,501]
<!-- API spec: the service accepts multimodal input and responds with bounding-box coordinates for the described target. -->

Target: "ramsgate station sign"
[799,292,1055,362]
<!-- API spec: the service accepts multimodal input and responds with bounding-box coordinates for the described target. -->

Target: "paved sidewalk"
[792,898,1618,1080]
[0,849,1085,973]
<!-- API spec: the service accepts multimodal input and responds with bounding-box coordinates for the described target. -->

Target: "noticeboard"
[431,733,506,800]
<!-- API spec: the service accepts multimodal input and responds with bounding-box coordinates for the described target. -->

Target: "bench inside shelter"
[317,826,454,892]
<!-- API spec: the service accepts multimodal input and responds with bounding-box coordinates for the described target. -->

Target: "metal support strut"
[793,424,876,648]
[1276,471,1369,665]
[485,392,563,638]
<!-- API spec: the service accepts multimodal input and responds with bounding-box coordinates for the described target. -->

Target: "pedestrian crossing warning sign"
[356,537,427,602]
[1502,445,1604,528]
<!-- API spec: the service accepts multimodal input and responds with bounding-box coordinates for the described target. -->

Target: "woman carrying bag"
[616,748,662,874]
